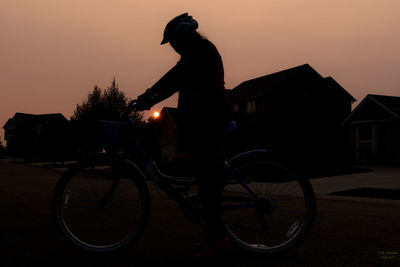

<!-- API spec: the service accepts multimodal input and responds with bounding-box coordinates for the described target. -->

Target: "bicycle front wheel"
[52,158,150,252]
[221,160,316,254]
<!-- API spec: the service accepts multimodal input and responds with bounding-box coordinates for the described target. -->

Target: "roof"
[229,64,322,101]
[342,94,400,125]
[368,94,400,116]
[156,107,178,130]
[305,77,356,103]
[3,113,68,129]
[229,64,355,103]
[3,118,16,129]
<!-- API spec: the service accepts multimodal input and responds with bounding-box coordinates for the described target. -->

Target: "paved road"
[311,165,400,196]
[0,160,399,266]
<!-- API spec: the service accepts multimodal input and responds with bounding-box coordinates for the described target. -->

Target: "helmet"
[161,13,198,45]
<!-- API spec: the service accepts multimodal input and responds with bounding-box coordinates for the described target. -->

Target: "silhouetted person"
[136,13,233,257]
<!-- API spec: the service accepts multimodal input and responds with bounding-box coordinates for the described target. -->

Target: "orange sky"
[1,0,400,140]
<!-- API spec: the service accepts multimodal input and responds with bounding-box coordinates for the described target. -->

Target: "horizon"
[2,0,400,141]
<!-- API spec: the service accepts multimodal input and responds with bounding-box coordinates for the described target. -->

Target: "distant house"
[3,113,69,161]
[228,64,356,169]
[155,107,179,162]
[342,94,400,163]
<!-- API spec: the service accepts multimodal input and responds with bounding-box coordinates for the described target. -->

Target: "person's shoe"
[192,237,229,258]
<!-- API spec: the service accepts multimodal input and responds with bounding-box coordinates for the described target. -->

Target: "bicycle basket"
[97,120,129,152]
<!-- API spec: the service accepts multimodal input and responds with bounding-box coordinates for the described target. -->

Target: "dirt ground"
[0,160,399,266]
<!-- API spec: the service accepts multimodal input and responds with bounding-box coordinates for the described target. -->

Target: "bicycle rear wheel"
[221,160,316,254]
[52,158,150,252]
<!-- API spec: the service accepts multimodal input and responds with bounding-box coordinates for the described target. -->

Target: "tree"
[71,77,142,122]
[70,78,154,155]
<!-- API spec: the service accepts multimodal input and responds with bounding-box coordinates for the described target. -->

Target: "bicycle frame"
[116,118,265,206]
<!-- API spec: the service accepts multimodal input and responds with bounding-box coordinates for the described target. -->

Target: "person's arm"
[136,64,181,110]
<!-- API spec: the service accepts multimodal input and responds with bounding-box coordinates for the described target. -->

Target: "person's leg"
[189,128,226,243]
[197,161,226,242]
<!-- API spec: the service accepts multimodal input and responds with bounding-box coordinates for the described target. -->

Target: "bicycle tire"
[52,157,151,253]
[221,160,316,254]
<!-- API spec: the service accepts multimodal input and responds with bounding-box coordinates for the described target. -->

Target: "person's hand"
[136,89,153,111]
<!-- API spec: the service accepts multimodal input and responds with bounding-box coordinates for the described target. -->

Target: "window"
[5,128,14,139]
[246,100,257,113]
[356,124,373,162]
[377,124,390,161]
[356,123,391,162]
[377,124,389,141]
[357,124,372,141]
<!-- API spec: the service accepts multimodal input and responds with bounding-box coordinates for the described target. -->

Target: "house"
[0,134,4,156]
[342,94,400,163]
[155,64,356,172]
[3,112,69,161]
[155,107,179,162]
[228,64,356,169]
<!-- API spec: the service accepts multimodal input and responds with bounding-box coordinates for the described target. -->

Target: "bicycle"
[52,100,316,255]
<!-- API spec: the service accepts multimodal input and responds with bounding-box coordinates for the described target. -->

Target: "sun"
[153,111,160,119]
